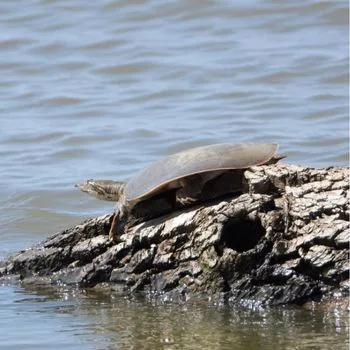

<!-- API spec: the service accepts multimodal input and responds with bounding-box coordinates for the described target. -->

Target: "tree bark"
[1,164,348,306]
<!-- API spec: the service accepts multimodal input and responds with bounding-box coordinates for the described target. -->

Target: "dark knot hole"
[219,217,265,253]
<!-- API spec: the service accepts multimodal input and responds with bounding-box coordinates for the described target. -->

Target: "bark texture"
[1,164,348,305]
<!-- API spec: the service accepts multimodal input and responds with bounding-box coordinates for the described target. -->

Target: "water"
[0,285,348,350]
[0,0,348,348]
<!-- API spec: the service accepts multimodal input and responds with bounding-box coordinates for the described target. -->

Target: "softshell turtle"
[76,143,283,240]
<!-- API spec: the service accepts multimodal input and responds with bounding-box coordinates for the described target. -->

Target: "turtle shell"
[125,143,278,202]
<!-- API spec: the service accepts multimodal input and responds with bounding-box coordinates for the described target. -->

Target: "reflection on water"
[1,284,348,350]
[0,285,99,350]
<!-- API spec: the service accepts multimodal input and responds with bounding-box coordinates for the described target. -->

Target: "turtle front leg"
[109,207,128,241]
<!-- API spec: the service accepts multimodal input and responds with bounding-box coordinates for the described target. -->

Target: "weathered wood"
[1,164,348,306]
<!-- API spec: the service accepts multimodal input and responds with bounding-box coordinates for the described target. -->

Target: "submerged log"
[0,164,348,306]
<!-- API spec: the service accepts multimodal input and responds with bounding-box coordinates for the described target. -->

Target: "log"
[1,163,348,306]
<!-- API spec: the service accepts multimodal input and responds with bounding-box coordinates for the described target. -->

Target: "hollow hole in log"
[219,217,265,253]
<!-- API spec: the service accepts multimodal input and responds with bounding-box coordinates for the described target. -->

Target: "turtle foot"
[109,212,126,241]
[175,175,204,206]
[175,194,198,206]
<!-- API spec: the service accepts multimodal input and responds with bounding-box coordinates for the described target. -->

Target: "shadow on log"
[1,164,349,306]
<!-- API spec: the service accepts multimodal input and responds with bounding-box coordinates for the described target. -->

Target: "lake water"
[0,0,348,349]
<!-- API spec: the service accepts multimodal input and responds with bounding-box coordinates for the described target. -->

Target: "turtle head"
[75,179,126,202]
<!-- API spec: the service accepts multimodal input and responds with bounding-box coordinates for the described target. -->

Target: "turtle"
[75,143,284,240]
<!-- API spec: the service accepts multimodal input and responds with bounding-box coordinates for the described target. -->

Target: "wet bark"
[1,164,348,306]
